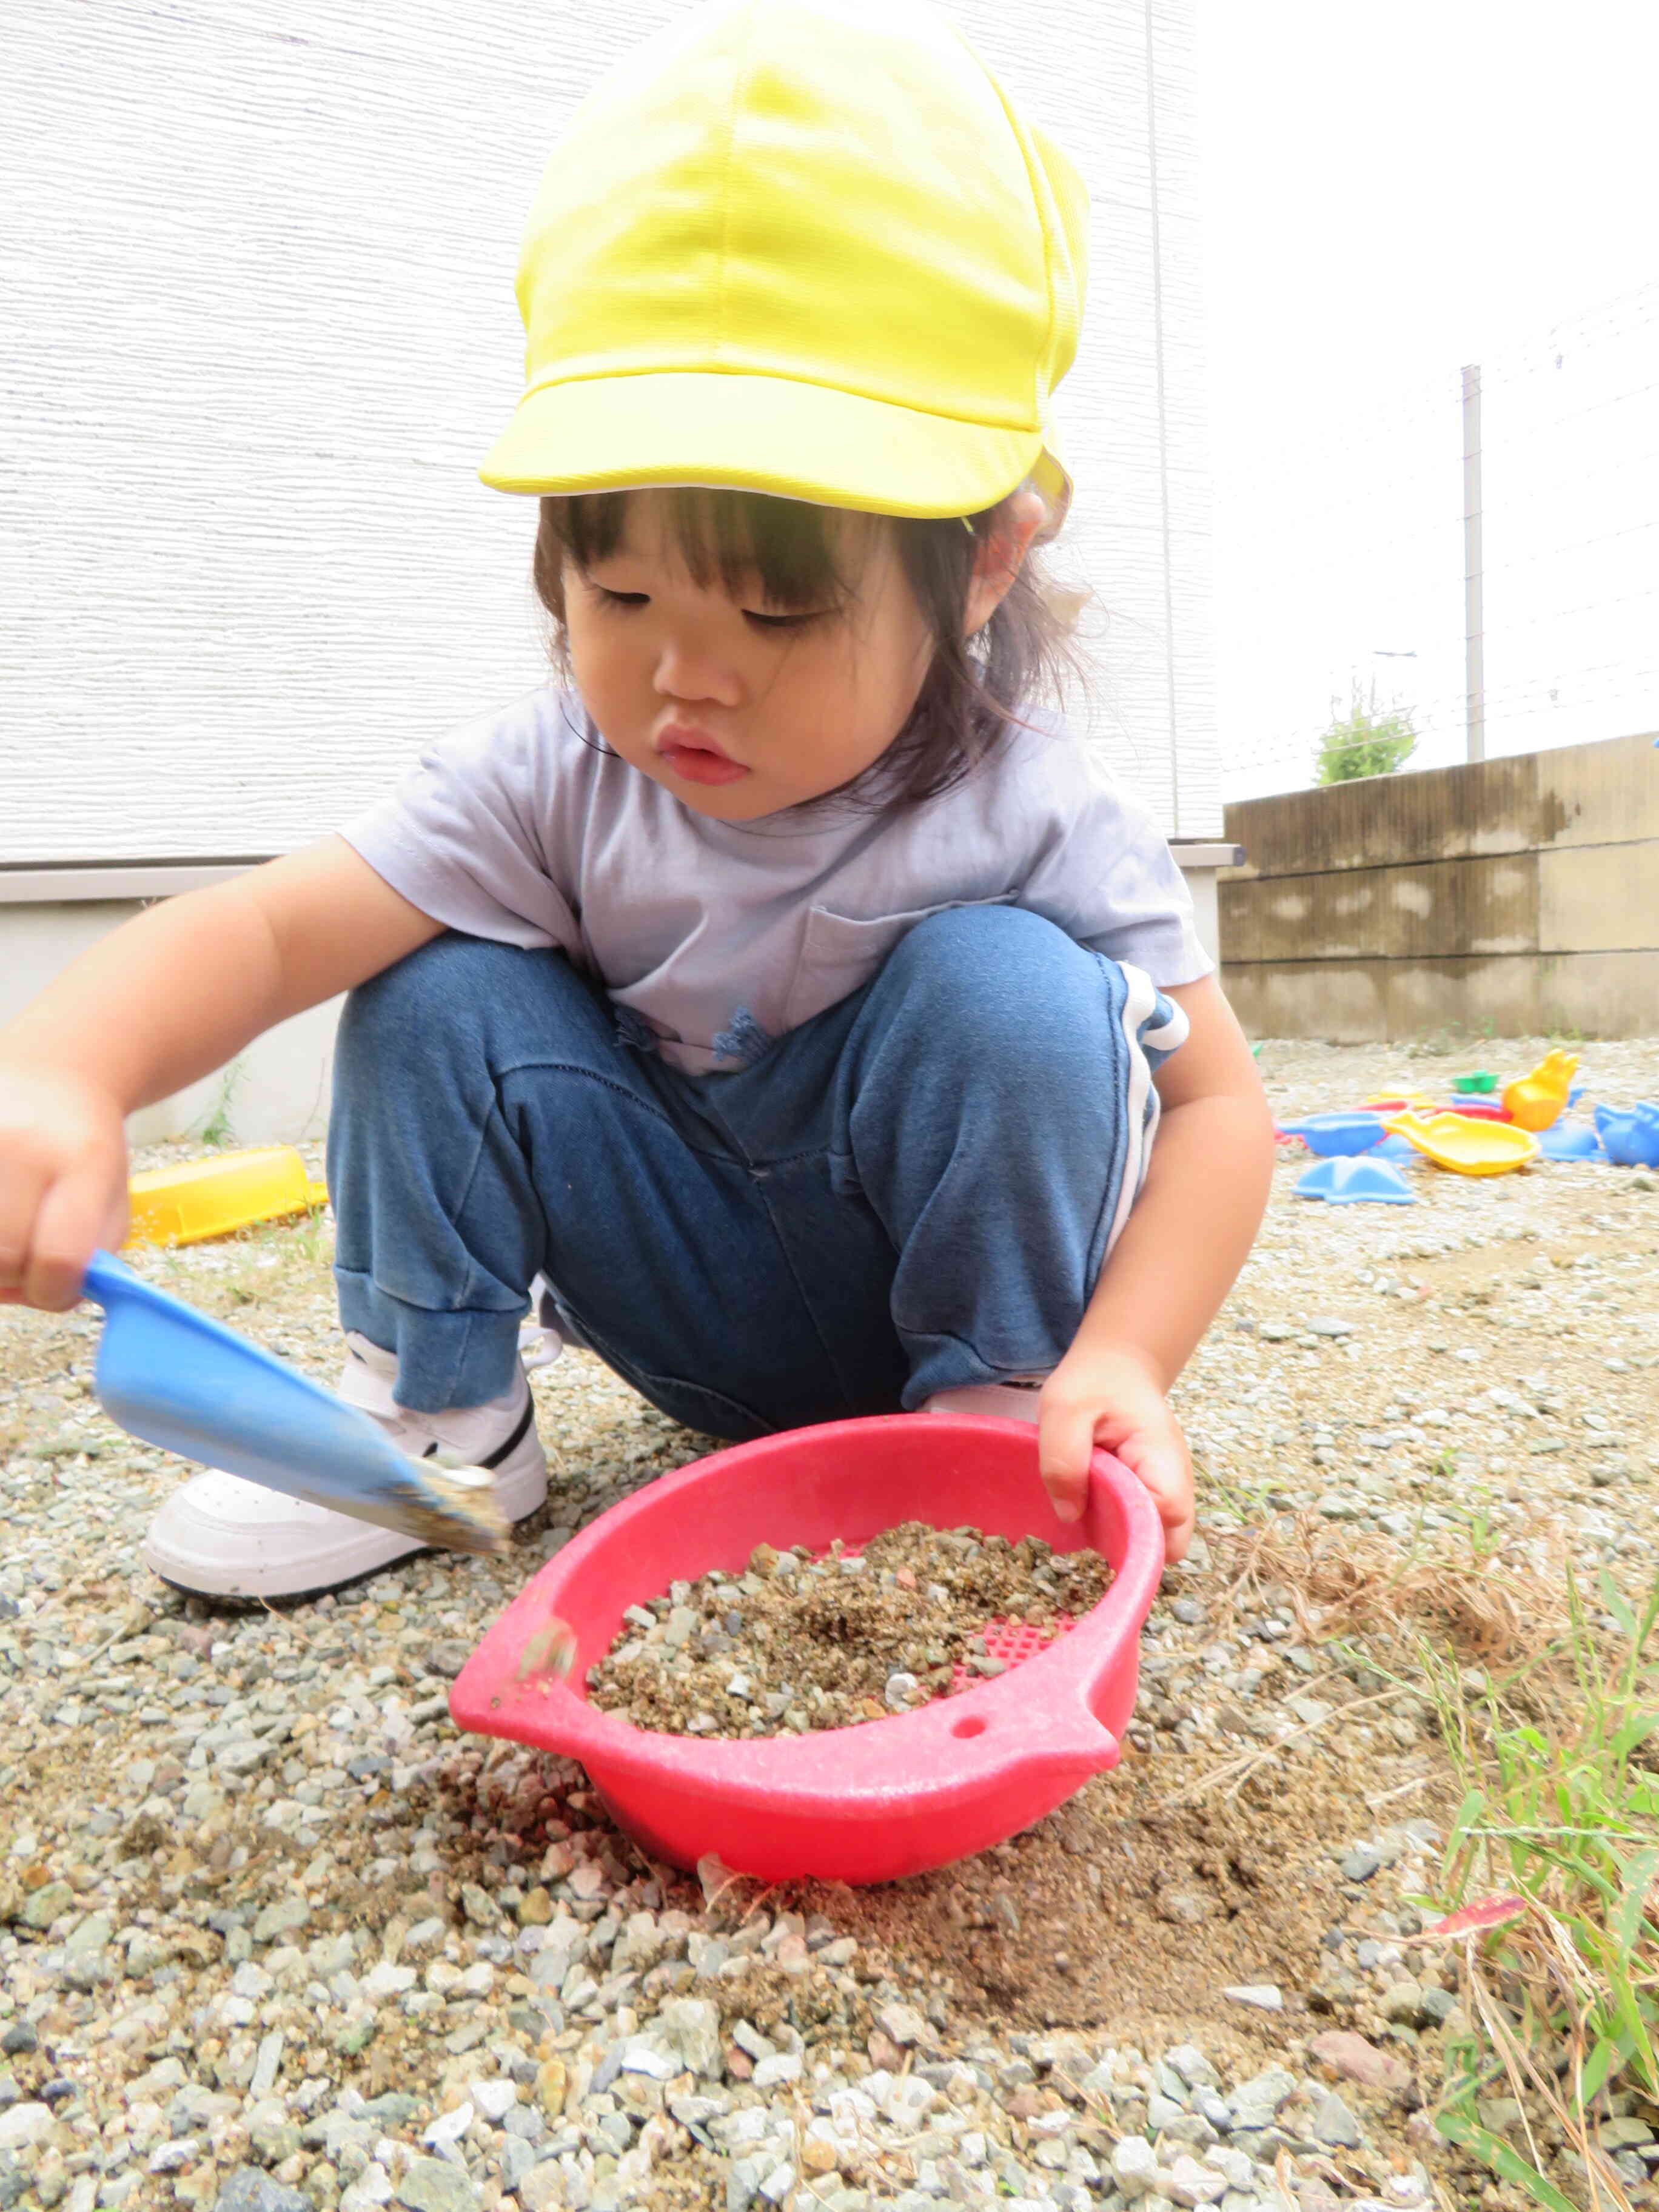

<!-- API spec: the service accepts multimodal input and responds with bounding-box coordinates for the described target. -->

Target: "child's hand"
[0,1062,130,1310]
[1036,1345,1195,1561]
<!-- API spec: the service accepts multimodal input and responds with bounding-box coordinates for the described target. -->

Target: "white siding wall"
[3,0,1216,862]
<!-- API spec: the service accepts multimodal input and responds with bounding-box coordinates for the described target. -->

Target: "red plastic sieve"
[451,1414,1164,1885]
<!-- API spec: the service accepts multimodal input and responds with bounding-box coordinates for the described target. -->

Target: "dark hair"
[531,486,1087,811]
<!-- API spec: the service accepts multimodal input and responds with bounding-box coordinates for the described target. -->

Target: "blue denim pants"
[326,905,1185,1437]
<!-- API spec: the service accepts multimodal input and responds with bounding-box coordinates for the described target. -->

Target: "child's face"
[562,494,935,820]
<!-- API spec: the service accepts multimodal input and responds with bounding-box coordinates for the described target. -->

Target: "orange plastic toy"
[1501,1050,1578,1133]
[1384,1111,1540,1177]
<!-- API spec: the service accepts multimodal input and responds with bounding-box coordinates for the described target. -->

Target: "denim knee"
[878,903,1116,1064]
[335,932,521,1076]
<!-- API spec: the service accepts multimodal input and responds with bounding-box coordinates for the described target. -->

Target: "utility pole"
[1462,363,1485,763]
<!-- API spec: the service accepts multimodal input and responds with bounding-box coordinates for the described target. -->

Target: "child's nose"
[652,635,743,708]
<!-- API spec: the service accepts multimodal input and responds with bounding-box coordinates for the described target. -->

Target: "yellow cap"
[479,0,1087,528]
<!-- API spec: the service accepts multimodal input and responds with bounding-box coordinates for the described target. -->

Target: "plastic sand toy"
[1276,1113,1387,1157]
[127,1147,328,1248]
[1365,1090,1438,1112]
[1384,1111,1540,1177]
[78,1251,510,1558]
[1594,1104,1659,1167]
[452,1415,1164,1885]
[1538,1122,1607,1161]
[1443,1101,1514,1122]
[1452,1071,1498,1093]
[1502,1050,1578,1133]
[1294,1156,1416,1205]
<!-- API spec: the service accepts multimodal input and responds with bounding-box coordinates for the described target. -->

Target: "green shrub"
[1314,676,1418,784]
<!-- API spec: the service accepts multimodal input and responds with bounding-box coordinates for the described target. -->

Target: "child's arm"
[1037,974,1275,1556]
[0,837,443,1309]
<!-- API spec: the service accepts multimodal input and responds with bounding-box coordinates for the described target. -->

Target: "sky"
[1192,0,1659,800]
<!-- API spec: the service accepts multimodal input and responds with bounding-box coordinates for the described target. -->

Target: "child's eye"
[743,608,831,632]
[594,588,649,612]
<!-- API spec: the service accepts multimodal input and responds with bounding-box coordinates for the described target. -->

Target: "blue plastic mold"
[1594,1104,1659,1168]
[1277,1113,1388,1158]
[1538,1122,1606,1161]
[1293,1156,1418,1205]
[1373,1133,1418,1162]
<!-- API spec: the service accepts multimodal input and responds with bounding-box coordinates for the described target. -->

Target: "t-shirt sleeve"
[337,688,586,959]
[1014,729,1215,987]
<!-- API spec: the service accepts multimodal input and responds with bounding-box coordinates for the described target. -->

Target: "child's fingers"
[1113,1435,1195,1564]
[1036,1393,1098,1524]
[25,1170,117,1312]
[0,1158,49,1301]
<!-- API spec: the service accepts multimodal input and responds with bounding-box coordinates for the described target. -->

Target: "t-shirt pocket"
[782,896,1018,1031]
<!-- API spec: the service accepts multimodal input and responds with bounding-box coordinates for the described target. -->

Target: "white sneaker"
[518,1273,602,1370]
[141,1333,549,1601]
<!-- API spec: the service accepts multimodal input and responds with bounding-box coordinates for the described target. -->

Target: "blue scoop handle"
[81,1250,508,1555]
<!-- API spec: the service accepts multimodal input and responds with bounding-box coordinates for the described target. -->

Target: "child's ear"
[964,488,1048,638]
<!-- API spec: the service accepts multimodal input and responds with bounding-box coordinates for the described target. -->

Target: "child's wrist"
[1050,1333,1168,1397]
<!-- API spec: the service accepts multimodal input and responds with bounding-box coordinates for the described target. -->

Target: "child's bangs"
[532,483,1088,814]
[549,488,860,612]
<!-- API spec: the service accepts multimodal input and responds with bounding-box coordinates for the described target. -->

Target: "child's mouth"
[657,729,751,786]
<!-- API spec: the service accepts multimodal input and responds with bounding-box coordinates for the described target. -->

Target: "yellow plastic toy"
[1384,1112,1540,1177]
[126,1147,329,1248]
[1501,1049,1578,1133]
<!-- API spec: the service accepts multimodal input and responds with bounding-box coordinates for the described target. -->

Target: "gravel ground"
[1,1031,1656,2212]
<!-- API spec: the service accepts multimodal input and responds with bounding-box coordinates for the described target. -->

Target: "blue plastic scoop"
[1277,1112,1388,1157]
[81,1250,511,1555]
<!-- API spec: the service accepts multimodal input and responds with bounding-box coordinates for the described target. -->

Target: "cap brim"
[479,370,1067,524]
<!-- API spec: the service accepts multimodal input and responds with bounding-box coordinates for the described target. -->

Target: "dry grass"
[1215,1506,1578,1678]
[1416,1577,1659,2212]
[1442,1902,1643,2212]
[1216,1507,1659,2212]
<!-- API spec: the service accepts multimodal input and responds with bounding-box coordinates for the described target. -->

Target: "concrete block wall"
[1219,731,1659,1041]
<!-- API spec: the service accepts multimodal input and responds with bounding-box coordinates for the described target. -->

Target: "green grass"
[1424,1568,1659,2210]
[148,1200,334,1318]
[192,1056,246,1148]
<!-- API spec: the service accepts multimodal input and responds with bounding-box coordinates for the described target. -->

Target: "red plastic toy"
[451,1414,1164,1885]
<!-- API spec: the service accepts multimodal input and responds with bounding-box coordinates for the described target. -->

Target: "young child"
[0,0,1273,1600]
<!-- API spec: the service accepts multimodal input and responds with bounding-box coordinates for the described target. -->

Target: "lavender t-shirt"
[340,685,1212,1075]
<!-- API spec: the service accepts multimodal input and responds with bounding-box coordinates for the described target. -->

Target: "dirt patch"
[1393,1218,1658,1296]
[585,1523,1112,1737]
[763,1747,1441,2055]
